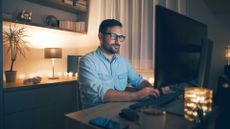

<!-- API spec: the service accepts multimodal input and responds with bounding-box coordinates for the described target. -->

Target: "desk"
[65,102,197,129]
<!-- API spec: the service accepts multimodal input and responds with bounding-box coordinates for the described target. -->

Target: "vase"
[5,71,17,83]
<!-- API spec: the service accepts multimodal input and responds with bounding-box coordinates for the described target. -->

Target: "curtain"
[98,0,187,74]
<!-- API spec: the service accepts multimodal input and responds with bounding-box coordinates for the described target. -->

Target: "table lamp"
[184,87,213,123]
[225,45,230,77]
[44,48,62,79]
[225,45,230,65]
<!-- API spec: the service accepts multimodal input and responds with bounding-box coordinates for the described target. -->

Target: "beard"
[101,42,120,54]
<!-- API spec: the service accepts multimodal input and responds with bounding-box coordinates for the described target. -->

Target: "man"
[79,19,168,108]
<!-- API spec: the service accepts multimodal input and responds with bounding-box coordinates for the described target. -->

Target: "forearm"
[139,80,153,89]
[104,89,138,102]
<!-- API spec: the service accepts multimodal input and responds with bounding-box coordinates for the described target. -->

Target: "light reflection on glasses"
[104,33,126,42]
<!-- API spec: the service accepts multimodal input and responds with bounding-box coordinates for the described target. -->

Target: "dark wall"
[1,0,4,128]
[2,0,77,25]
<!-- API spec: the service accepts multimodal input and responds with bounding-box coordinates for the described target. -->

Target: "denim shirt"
[78,48,144,108]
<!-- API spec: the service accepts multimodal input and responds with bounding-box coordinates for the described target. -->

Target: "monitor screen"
[154,5,208,88]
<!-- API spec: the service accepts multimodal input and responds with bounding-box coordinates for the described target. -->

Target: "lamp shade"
[44,48,62,58]
[225,45,230,60]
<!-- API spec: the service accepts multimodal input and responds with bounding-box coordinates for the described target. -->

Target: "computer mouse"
[119,108,139,121]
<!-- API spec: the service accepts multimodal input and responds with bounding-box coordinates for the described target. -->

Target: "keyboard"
[129,86,183,110]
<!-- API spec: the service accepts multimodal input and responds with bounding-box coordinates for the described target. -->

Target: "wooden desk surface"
[3,77,77,92]
[65,102,193,129]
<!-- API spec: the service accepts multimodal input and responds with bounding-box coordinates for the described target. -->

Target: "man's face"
[99,26,125,54]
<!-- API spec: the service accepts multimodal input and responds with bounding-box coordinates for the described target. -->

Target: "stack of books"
[59,20,85,32]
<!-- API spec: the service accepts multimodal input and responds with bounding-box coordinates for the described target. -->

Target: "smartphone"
[89,117,129,129]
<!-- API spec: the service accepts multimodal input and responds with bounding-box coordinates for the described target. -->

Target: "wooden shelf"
[3,19,87,34]
[25,0,87,14]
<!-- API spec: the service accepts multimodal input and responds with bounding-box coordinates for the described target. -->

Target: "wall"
[187,0,230,91]
[3,0,101,79]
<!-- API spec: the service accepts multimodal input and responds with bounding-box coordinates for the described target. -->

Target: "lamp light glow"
[225,45,230,65]
[184,87,213,123]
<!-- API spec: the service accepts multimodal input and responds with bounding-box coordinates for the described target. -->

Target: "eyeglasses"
[104,33,126,42]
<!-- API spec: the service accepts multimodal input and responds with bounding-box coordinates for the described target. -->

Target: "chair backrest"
[76,82,83,111]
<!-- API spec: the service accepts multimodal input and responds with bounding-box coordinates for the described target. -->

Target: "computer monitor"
[154,5,208,88]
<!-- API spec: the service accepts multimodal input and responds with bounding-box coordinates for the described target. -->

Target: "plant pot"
[5,71,17,83]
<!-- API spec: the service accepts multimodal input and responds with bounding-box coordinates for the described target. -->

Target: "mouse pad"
[165,98,184,116]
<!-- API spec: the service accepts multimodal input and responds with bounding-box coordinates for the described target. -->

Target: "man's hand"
[161,86,171,94]
[135,87,160,100]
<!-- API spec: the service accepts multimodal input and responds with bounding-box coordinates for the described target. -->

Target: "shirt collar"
[96,47,118,62]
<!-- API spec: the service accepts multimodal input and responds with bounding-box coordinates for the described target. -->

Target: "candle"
[63,72,68,77]
[68,72,73,77]
[75,72,78,77]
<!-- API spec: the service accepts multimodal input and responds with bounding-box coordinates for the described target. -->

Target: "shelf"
[3,0,89,33]
[25,0,87,14]
[3,19,87,34]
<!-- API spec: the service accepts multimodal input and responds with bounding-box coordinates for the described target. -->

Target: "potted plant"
[3,24,29,82]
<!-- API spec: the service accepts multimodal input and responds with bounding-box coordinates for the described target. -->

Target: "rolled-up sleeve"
[78,57,111,107]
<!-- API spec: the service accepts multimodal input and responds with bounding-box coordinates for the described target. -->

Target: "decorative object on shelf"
[17,9,32,22]
[59,20,85,32]
[184,87,213,129]
[45,15,59,27]
[44,48,62,79]
[3,24,30,82]
[9,0,89,33]
[23,76,42,85]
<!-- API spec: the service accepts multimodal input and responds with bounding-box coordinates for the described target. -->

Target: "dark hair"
[99,19,122,34]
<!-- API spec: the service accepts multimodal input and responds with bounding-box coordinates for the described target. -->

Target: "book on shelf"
[59,20,85,32]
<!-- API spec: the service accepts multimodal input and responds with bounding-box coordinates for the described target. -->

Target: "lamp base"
[224,65,230,78]
[48,77,59,79]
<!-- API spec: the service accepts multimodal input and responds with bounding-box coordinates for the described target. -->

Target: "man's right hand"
[134,87,160,100]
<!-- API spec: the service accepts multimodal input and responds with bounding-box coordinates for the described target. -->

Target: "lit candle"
[68,72,73,77]
[63,72,68,77]
[75,72,78,77]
